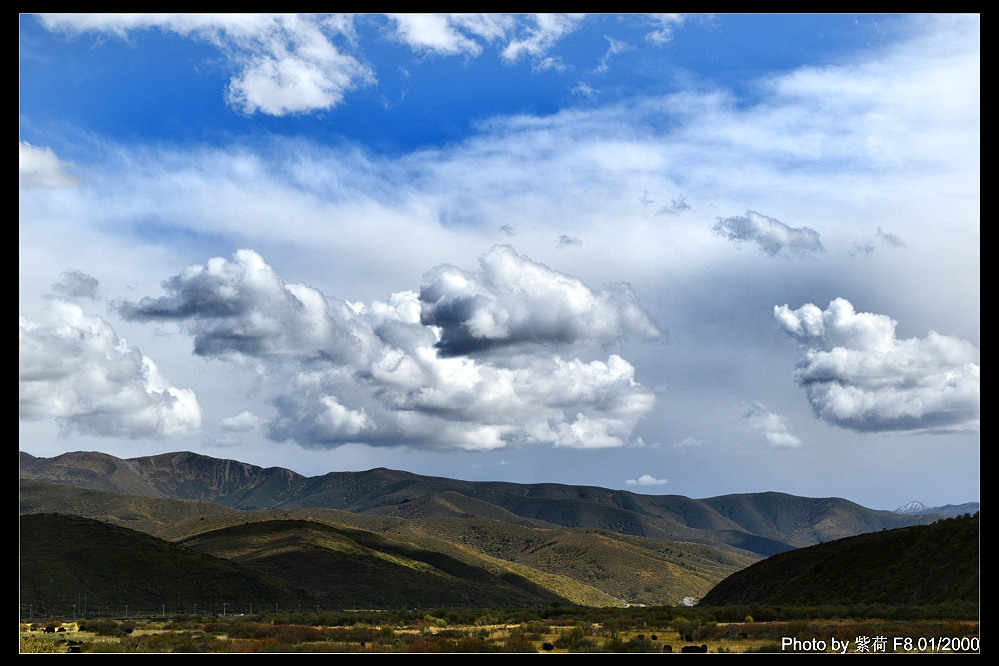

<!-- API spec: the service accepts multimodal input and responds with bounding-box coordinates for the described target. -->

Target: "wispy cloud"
[594,35,633,74]
[743,403,803,448]
[501,14,585,65]
[387,14,513,57]
[643,14,686,46]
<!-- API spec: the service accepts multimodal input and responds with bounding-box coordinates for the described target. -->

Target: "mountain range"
[894,500,980,516]
[21,450,961,554]
[19,449,977,612]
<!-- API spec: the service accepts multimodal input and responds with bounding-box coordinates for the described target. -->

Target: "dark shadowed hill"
[700,512,979,607]
[19,513,318,616]
[20,450,949,559]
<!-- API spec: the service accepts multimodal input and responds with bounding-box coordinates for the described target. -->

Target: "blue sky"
[19,14,979,510]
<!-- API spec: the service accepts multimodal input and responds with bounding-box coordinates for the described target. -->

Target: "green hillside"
[700,513,979,607]
[392,517,755,605]
[22,481,750,608]
[177,518,581,609]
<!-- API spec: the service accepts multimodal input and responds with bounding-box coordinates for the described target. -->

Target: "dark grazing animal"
[681,644,708,653]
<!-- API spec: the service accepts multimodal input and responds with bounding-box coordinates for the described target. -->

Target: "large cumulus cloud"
[775,297,980,433]
[420,245,662,356]
[19,300,202,438]
[119,249,353,360]
[116,246,659,451]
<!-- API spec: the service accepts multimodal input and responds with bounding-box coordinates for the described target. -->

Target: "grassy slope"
[392,517,756,606]
[177,518,582,609]
[23,480,717,608]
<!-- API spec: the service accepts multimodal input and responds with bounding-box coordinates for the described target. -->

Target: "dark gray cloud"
[655,195,691,216]
[420,245,662,356]
[51,269,100,300]
[876,226,905,248]
[713,210,822,256]
[775,298,980,433]
[851,227,906,257]
[118,249,352,359]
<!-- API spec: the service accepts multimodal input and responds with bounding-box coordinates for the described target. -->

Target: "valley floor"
[19,615,980,654]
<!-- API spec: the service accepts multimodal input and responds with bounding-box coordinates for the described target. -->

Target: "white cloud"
[625,473,668,486]
[673,436,701,449]
[19,300,202,438]
[743,403,803,448]
[643,14,686,46]
[501,13,584,64]
[116,249,658,451]
[33,13,589,116]
[594,35,634,74]
[38,13,374,116]
[19,142,78,188]
[775,298,980,433]
[388,14,514,56]
[219,410,265,432]
[420,245,662,356]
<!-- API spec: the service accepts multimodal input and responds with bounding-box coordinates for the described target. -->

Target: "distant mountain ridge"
[894,499,980,516]
[20,449,952,558]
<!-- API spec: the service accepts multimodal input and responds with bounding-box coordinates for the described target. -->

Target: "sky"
[19,14,979,511]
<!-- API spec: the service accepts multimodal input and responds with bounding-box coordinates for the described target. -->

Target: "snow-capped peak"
[894,500,929,515]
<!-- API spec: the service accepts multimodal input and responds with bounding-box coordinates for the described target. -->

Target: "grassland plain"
[19,611,980,653]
